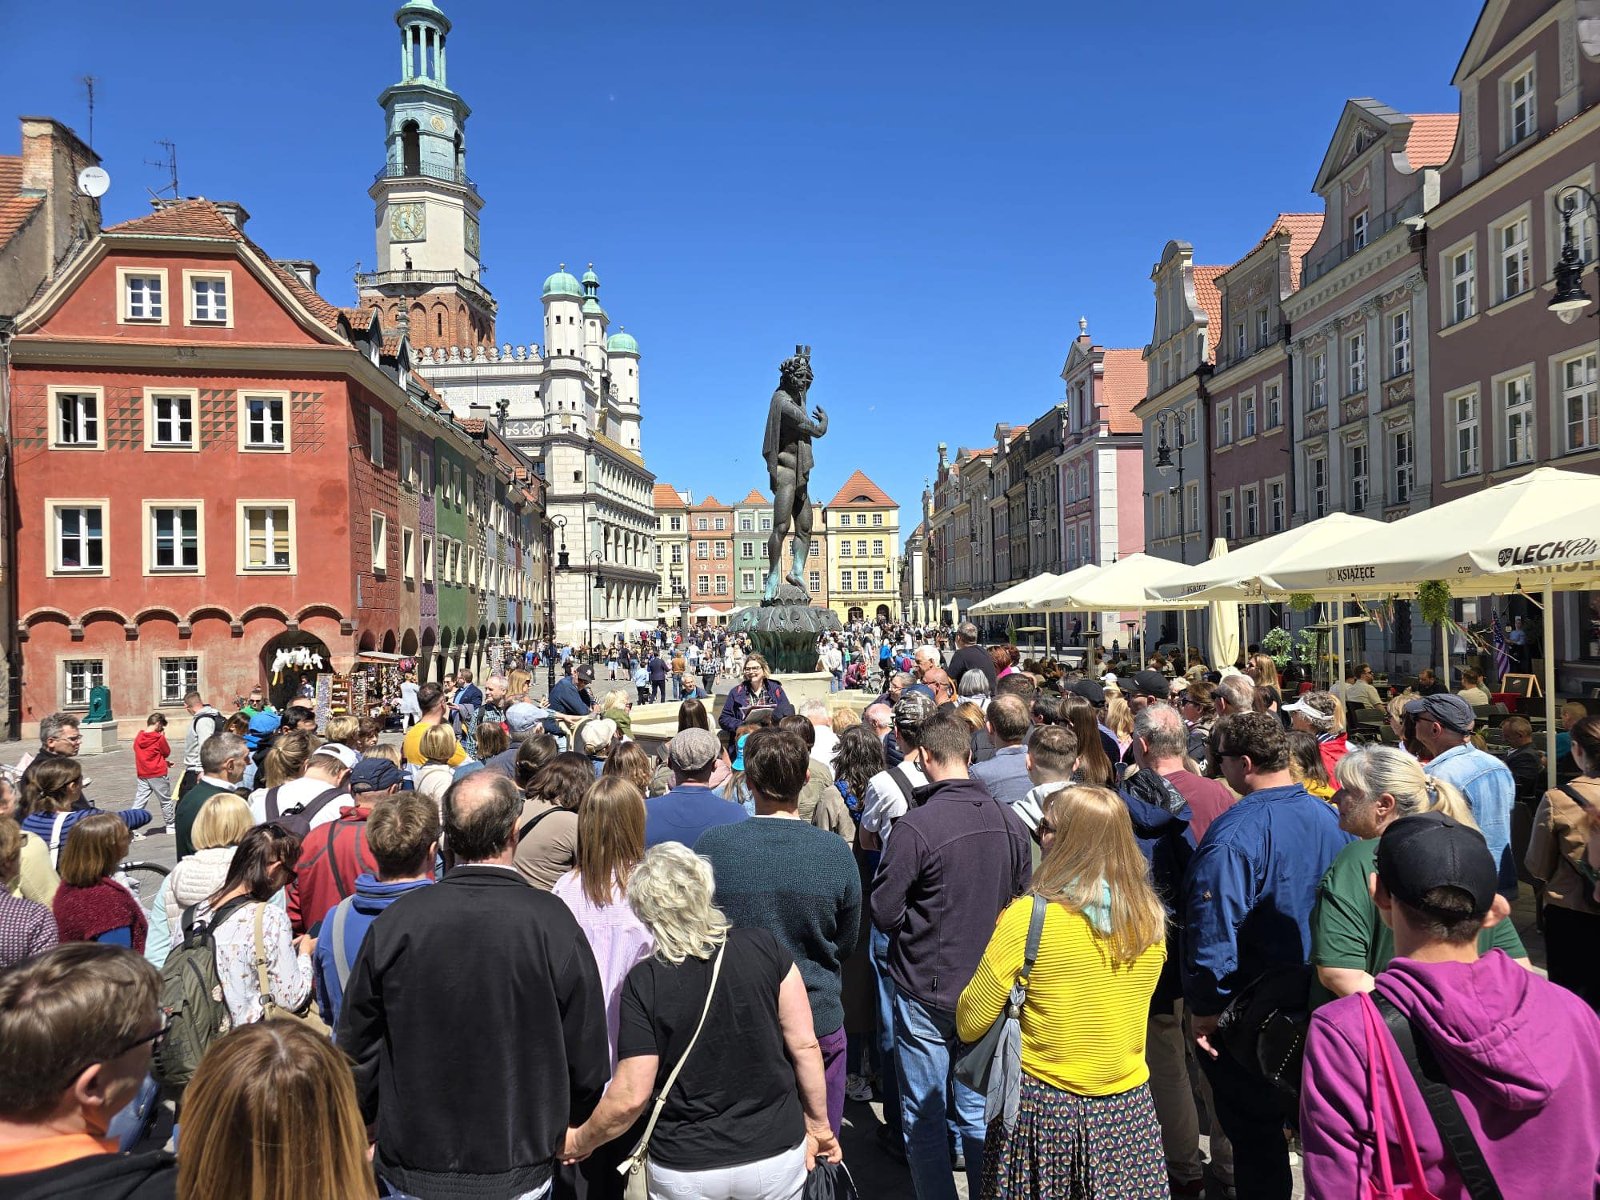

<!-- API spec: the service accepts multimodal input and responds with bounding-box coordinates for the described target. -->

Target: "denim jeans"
[869,925,901,1139]
[893,990,984,1200]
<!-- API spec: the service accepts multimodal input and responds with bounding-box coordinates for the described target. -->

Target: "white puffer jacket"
[163,845,235,932]
[414,762,456,812]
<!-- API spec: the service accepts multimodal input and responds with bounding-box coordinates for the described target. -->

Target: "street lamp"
[586,551,605,653]
[1550,185,1599,324]
[544,514,568,694]
[1155,422,1189,565]
[673,579,690,639]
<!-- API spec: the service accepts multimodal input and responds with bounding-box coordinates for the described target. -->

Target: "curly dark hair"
[833,725,885,805]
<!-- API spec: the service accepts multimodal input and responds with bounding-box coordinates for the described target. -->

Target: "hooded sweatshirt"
[1301,951,1600,1199]
[131,730,169,779]
[0,1144,175,1199]
[313,872,433,1028]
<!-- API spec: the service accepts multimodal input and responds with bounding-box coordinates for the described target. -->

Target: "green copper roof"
[581,266,599,285]
[607,330,639,355]
[542,268,582,298]
[582,297,607,318]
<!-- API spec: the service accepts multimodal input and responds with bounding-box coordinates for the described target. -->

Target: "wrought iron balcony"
[373,161,478,192]
[1302,192,1424,284]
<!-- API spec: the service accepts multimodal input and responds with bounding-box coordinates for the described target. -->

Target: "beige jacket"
[1527,777,1600,913]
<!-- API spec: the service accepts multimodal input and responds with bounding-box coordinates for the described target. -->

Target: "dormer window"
[1351,209,1369,251]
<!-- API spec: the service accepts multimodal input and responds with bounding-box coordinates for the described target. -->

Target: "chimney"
[210,200,249,231]
[18,117,101,267]
[277,259,319,290]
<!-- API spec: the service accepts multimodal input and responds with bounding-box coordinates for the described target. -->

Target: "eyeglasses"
[77,1015,169,1075]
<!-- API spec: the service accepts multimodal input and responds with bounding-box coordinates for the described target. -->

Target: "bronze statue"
[762,345,828,602]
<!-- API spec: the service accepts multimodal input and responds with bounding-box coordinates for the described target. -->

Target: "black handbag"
[803,1156,860,1200]
[1213,962,1312,1106]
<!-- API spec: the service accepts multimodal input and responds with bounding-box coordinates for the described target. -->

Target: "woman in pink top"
[553,774,654,1200]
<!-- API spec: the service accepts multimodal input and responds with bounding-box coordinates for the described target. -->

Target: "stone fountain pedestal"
[728,584,842,676]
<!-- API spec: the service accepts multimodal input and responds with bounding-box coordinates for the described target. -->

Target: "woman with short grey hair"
[957,669,991,709]
[561,843,839,1199]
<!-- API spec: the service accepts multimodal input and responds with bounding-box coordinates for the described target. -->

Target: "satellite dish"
[77,166,110,198]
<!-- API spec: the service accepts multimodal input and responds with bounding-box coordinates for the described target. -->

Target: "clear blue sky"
[4,1,1481,543]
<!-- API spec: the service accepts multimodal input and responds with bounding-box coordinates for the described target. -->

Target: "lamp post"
[545,514,569,695]
[1155,422,1188,564]
[674,580,690,639]
[586,551,605,654]
[1550,185,1599,333]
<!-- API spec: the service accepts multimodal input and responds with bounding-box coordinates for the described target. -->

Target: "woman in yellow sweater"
[956,784,1169,1199]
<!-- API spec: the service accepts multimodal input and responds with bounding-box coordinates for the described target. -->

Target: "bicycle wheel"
[119,860,171,909]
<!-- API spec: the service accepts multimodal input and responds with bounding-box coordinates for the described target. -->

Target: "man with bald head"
[339,770,609,1199]
[969,694,1033,808]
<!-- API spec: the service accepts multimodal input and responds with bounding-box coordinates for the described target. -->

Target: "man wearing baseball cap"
[1301,812,1600,1196]
[286,755,406,936]
[252,741,358,832]
[1405,693,1516,896]
[643,727,746,849]
[549,663,597,720]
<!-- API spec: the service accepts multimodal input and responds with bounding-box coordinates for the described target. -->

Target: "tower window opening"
[425,29,436,80]
[401,120,421,175]
[436,313,443,337]
[409,28,421,79]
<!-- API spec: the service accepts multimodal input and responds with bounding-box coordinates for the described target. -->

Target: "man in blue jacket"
[315,792,438,1028]
[1183,711,1351,1200]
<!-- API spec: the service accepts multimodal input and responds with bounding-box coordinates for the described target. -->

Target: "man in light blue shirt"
[1406,693,1516,896]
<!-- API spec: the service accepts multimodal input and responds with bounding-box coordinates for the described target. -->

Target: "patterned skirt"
[979,1074,1168,1200]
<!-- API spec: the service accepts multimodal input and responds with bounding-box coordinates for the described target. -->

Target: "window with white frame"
[1066,525,1079,564]
[1079,521,1091,560]
[402,528,415,581]
[187,273,229,324]
[421,536,434,582]
[1234,322,1246,361]
[857,570,869,591]
[158,657,199,707]
[149,392,194,448]
[122,271,164,322]
[241,505,293,571]
[1505,65,1535,148]
[838,572,852,593]
[1348,443,1370,511]
[1186,482,1199,533]
[739,516,752,532]
[1563,351,1599,452]
[670,545,682,564]
[1346,331,1367,394]
[808,570,821,592]
[420,454,432,494]
[1497,214,1531,302]
[1268,480,1286,533]
[1309,455,1329,518]
[1555,184,1598,265]
[669,515,682,532]
[856,539,868,557]
[1500,373,1535,465]
[1390,430,1415,504]
[1351,209,1369,251]
[52,390,100,448]
[839,540,852,557]
[1241,484,1260,538]
[53,504,104,573]
[696,517,708,531]
[695,540,708,559]
[1265,381,1283,429]
[63,660,104,709]
[150,505,200,571]
[243,394,286,449]
[713,517,726,531]
[1310,352,1328,408]
[697,574,710,596]
[763,515,776,530]
[400,438,413,487]
[872,539,884,556]
[1449,245,1477,323]
[1453,389,1481,477]
[1256,307,1270,348]
[873,569,886,591]
[1241,393,1257,438]
[448,541,460,583]
[1217,402,1233,446]
[713,543,726,559]
[1390,310,1412,377]
[740,570,755,591]
[1218,493,1235,540]
[855,514,868,526]
[808,542,819,558]
[740,541,754,559]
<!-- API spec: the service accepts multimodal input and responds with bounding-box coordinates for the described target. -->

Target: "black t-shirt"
[616,927,803,1171]
[948,645,997,691]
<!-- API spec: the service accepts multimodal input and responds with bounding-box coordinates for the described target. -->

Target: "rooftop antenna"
[145,140,179,201]
[80,76,97,149]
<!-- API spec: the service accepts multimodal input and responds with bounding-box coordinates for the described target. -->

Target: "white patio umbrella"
[1229,468,1600,786]
[1033,554,1207,664]
[969,576,1044,616]
[1205,539,1241,672]
[1148,512,1387,603]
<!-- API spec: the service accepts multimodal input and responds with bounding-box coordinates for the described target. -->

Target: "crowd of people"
[0,618,1598,1200]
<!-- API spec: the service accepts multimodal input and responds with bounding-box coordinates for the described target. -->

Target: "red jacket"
[287,807,377,935]
[132,730,170,779]
[1318,731,1350,782]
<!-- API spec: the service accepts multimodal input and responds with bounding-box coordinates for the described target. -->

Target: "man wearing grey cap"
[1300,812,1600,1197]
[643,727,746,849]
[1406,692,1516,896]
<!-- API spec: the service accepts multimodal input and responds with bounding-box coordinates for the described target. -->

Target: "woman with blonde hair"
[0,817,56,967]
[177,1019,378,1200]
[957,785,1169,1198]
[414,722,459,810]
[560,842,839,1195]
[1247,652,1280,690]
[248,729,317,813]
[1104,694,1134,755]
[1311,744,1529,1004]
[145,792,254,967]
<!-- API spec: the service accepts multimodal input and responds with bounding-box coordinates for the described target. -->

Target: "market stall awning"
[356,651,408,663]
[1147,513,1386,602]
[1032,554,1207,611]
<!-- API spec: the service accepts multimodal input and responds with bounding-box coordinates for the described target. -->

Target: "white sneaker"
[845,1073,873,1103]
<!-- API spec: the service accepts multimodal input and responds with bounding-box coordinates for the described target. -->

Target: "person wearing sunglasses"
[0,943,176,1196]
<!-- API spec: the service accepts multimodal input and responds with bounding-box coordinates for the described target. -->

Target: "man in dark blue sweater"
[696,727,861,1137]
[870,710,1031,1200]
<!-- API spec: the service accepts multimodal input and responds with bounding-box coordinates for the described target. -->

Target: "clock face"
[390,202,426,243]
[429,115,447,133]
[465,215,481,259]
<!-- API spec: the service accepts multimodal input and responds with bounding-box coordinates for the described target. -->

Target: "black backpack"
[152,895,253,1088]
[264,784,347,839]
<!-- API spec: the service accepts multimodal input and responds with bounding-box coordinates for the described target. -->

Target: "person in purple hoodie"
[1301,811,1600,1199]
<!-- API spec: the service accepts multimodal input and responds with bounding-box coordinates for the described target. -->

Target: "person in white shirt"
[858,694,935,849]
[1456,668,1491,708]
[248,743,357,833]
[1346,663,1384,710]
[800,701,840,767]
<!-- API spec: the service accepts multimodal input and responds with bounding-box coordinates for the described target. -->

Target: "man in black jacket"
[339,771,609,1200]
[947,622,996,692]
[870,711,1031,1199]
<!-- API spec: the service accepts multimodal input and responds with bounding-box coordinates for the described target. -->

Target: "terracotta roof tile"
[592,430,644,466]
[737,488,768,506]
[826,469,895,509]
[0,194,42,252]
[460,418,486,434]
[1191,266,1226,363]
[380,333,404,357]
[0,157,22,200]
[1404,114,1458,169]
[652,483,686,508]
[691,494,729,511]
[1099,349,1148,434]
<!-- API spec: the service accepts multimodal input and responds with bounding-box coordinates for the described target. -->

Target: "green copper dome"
[542,267,582,299]
[582,297,607,318]
[607,330,639,355]
[581,266,599,285]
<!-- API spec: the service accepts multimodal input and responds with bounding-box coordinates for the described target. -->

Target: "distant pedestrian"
[133,713,174,831]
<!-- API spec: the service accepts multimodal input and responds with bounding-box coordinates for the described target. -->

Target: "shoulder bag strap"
[301,786,346,822]
[48,812,70,866]
[330,896,357,992]
[1373,994,1503,1200]
[1558,782,1596,815]
[517,806,563,843]
[619,942,727,1181]
[888,764,917,807]
[1010,894,1048,1012]
[252,902,277,1014]
[265,786,281,820]
[325,822,351,897]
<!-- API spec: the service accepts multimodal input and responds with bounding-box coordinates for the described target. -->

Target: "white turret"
[607,327,641,451]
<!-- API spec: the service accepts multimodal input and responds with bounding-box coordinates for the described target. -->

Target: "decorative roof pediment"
[1313,98,1409,192]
